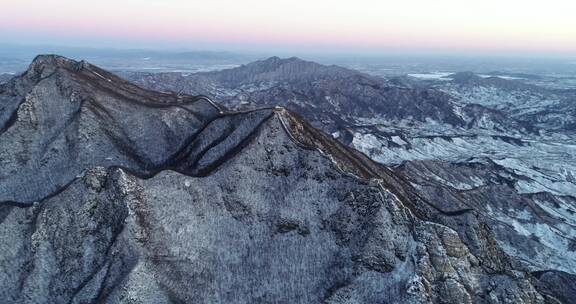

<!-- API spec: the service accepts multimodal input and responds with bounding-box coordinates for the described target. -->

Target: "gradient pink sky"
[2,0,576,54]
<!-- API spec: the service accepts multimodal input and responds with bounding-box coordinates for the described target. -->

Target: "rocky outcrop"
[532,271,576,303]
[0,55,560,303]
[0,73,13,84]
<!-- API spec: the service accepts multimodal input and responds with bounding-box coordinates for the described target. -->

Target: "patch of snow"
[478,74,524,80]
[390,135,406,146]
[332,131,340,139]
[408,72,452,80]
[92,71,112,82]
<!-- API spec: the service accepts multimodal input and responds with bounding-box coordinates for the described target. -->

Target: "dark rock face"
[532,271,576,303]
[0,55,560,303]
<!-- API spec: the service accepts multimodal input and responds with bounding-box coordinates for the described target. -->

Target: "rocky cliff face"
[0,73,13,84]
[0,56,565,303]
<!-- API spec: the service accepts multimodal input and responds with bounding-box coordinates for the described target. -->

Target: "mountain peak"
[250,56,313,71]
[262,56,303,63]
[203,56,358,86]
[31,54,74,65]
[29,54,78,72]
[23,54,101,82]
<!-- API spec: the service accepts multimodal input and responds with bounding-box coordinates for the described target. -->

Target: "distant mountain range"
[0,44,255,74]
[122,57,535,133]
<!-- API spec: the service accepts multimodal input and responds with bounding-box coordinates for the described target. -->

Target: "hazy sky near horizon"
[1,0,576,55]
